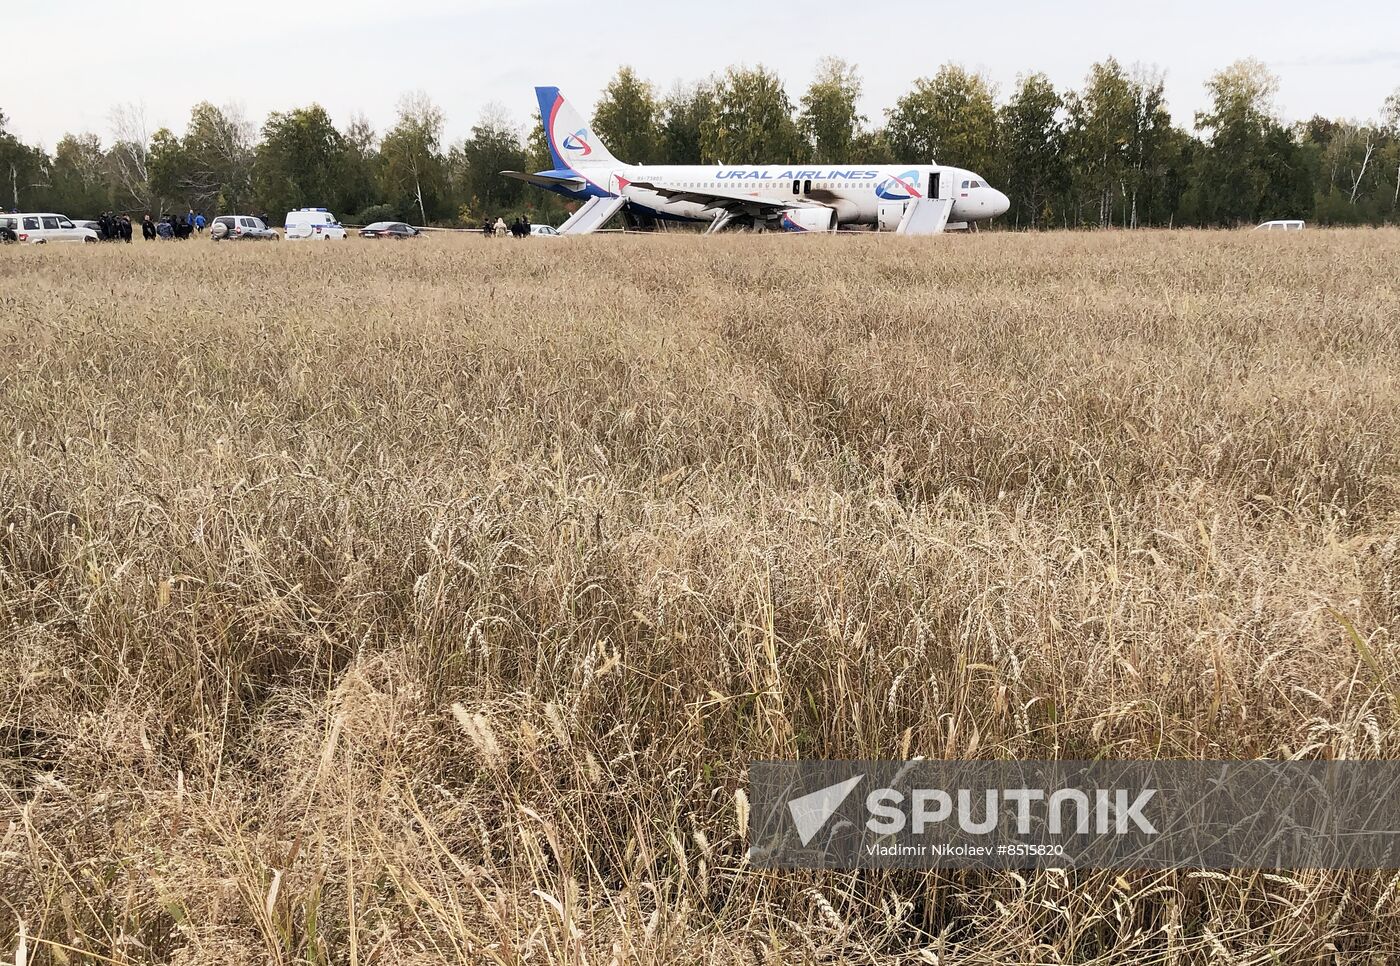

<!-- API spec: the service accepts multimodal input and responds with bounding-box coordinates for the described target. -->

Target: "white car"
[210,215,279,241]
[5,212,99,244]
[285,208,347,241]
[529,224,562,237]
[1254,219,1305,231]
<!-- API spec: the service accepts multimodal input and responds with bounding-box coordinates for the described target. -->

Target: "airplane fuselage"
[545,163,1008,229]
[511,87,1010,233]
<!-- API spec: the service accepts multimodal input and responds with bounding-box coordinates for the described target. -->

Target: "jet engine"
[776,207,836,232]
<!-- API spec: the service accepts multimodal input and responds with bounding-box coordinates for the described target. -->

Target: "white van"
[284,208,347,241]
[5,213,99,244]
[1254,220,1305,231]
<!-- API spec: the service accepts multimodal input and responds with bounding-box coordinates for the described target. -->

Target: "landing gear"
[621,203,658,231]
[706,212,737,234]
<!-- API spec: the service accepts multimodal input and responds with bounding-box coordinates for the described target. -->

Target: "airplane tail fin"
[535,86,621,170]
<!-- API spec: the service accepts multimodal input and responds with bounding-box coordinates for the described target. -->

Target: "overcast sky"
[7,0,1399,151]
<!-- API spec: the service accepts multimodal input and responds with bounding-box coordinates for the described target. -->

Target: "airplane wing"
[501,170,587,191]
[627,179,830,216]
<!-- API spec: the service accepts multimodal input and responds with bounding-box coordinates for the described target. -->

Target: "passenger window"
[23,217,39,230]
[42,216,60,229]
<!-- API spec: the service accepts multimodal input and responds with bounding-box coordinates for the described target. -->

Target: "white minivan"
[6,213,99,244]
[284,208,347,241]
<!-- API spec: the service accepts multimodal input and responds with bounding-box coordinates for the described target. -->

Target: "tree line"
[2,57,1398,228]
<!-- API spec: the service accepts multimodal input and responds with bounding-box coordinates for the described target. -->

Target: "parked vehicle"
[285,208,347,240]
[210,215,279,241]
[4,212,99,243]
[529,223,562,237]
[1254,220,1305,231]
[0,216,18,243]
[358,221,422,239]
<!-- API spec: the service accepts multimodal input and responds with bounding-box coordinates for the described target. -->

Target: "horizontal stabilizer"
[501,169,587,190]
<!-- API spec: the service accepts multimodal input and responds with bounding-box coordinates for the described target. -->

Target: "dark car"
[359,221,421,239]
[0,215,16,243]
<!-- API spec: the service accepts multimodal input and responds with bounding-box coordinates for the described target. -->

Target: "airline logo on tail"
[875,170,923,201]
[537,86,617,173]
[561,128,593,156]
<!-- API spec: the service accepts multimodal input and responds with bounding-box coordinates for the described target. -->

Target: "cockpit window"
[969,180,982,188]
[960,180,970,189]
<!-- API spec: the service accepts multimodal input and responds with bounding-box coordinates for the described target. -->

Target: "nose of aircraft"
[990,188,1010,218]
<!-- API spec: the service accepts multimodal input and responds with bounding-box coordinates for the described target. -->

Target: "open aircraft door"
[877,201,907,231]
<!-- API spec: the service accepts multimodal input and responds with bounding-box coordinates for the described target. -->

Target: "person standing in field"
[142,214,155,240]
[120,215,133,243]
[493,216,507,238]
[195,212,206,233]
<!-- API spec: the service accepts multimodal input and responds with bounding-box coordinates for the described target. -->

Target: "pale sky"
[6,0,1399,151]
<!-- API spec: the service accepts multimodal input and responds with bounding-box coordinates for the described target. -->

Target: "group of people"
[483,215,534,238]
[94,212,134,242]
[140,210,207,241]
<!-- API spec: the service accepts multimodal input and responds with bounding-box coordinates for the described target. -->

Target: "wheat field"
[2,229,1399,964]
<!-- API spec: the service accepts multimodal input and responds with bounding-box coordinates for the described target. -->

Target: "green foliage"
[449,107,529,221]
[4,63,1398,229]
[1192,59,1289,224]
[702,66,805,164]
[658,81,715,164]
[592,67,659,163]
[336,115,381,220]
[41,133,111,216]
[177,102,256,212]
[147,128,187,212]
[851,127,895,165]
[885,65,998,175]
[1064,58,1137,226]
[379,93,449,224]
[0,133,45,211]
[526,111,552,171]
[999,73,1067,228]
[799,57,865,163]
[1304,119,1395,224]
[254,105,348,218]
[352,203,397,225]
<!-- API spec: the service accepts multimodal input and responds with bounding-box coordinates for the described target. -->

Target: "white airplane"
[504,86,1010,235]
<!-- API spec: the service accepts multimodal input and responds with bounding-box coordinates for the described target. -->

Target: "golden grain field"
[2,230,1400,964]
